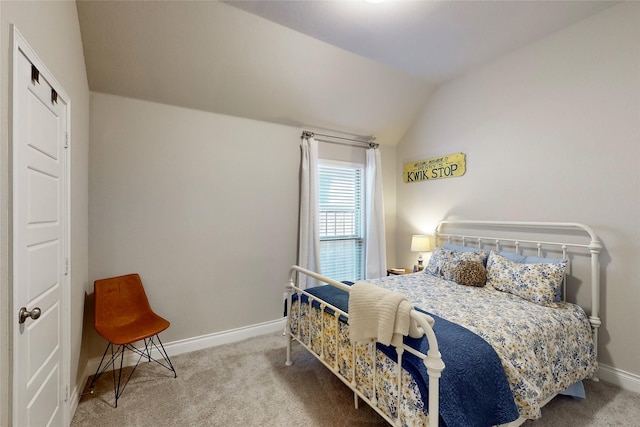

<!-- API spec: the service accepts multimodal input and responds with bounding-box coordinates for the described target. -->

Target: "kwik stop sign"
[403,153,466,183]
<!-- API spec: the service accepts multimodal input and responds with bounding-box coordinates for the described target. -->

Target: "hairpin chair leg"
[113,345,125,407]
[151,334,177,378]
[89,336,176,407]
[90,341,120,390]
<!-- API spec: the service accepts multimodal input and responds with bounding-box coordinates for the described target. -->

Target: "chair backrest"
[94,273,155,332]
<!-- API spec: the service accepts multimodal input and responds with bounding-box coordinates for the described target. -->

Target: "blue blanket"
[292,284,519,427]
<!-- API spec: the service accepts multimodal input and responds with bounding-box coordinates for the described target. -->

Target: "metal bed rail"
[284,265,444,427]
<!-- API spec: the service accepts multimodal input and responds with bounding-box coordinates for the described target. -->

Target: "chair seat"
[96,312,170,345]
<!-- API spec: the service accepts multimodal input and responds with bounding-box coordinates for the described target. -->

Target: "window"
[318,161,364,282]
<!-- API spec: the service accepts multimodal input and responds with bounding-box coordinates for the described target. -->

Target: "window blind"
[318,163,364,282]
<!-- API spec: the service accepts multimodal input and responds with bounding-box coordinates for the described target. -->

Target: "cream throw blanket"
[348,281,412,347]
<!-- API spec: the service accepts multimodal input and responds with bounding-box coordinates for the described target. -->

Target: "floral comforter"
[368,272,598,420]
[289,272,597,425]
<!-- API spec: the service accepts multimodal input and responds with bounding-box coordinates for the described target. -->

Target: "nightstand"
[387,268,412,276]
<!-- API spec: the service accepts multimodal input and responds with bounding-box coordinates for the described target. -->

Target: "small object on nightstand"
[413,264,425,273]
[387,268,411,276]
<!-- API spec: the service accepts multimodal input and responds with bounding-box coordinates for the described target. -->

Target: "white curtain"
[298,136,321,288]
[364,147,387,279]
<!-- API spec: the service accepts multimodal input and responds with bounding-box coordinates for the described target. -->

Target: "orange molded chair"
[89,274,176,407]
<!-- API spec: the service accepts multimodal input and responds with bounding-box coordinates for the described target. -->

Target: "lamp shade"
[411,234,434,252]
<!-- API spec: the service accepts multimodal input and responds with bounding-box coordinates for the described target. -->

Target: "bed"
[283,220,601,427]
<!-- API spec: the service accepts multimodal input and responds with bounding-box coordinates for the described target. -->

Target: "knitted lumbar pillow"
[452,261,487,287]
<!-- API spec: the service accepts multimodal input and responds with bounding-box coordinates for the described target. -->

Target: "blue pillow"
[497,252,527,263]
[442,243,481,253]
[444,244,529,264]
[524,256,565,264]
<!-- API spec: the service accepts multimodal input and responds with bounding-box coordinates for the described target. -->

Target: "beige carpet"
[72,332,640,427]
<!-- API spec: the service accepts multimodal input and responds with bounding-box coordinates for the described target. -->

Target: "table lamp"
[411,234,435,271]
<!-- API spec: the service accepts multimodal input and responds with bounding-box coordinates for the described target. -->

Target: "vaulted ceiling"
[76,0,615,145]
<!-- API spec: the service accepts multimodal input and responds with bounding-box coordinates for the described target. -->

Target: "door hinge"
[65,258,70,276]
[65,384,70,402]
[64,132,69,149]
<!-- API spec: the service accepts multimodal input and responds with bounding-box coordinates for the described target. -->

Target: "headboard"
[434,220,602,358]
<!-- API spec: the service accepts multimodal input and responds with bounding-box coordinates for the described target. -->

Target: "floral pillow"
[425,246,488,279]
[485,251,567,306]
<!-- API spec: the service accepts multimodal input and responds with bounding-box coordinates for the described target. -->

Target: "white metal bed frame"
[284,220,602,427]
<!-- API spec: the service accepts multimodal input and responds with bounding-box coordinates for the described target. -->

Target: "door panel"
[27,241,60,301]
[27,364,60,427]
[13,30,69,427]
[28,170,60,223]
[27,90,60,159]
[27,293,60,379]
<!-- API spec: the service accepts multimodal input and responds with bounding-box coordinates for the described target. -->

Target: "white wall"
[396,2,640,379]
[87,93,299,352]
[86,93,398,358]
[0,1,90,425]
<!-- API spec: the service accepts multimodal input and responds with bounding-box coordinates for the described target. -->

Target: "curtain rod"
[301,131,379,149]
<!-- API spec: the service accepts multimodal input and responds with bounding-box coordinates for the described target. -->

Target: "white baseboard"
[597,363,640,393]
[82,317,285,382]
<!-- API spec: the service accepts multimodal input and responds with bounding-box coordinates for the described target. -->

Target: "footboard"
[284,266,445,427]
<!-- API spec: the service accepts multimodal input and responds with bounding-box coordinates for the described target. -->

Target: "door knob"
[18,306,41,324]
